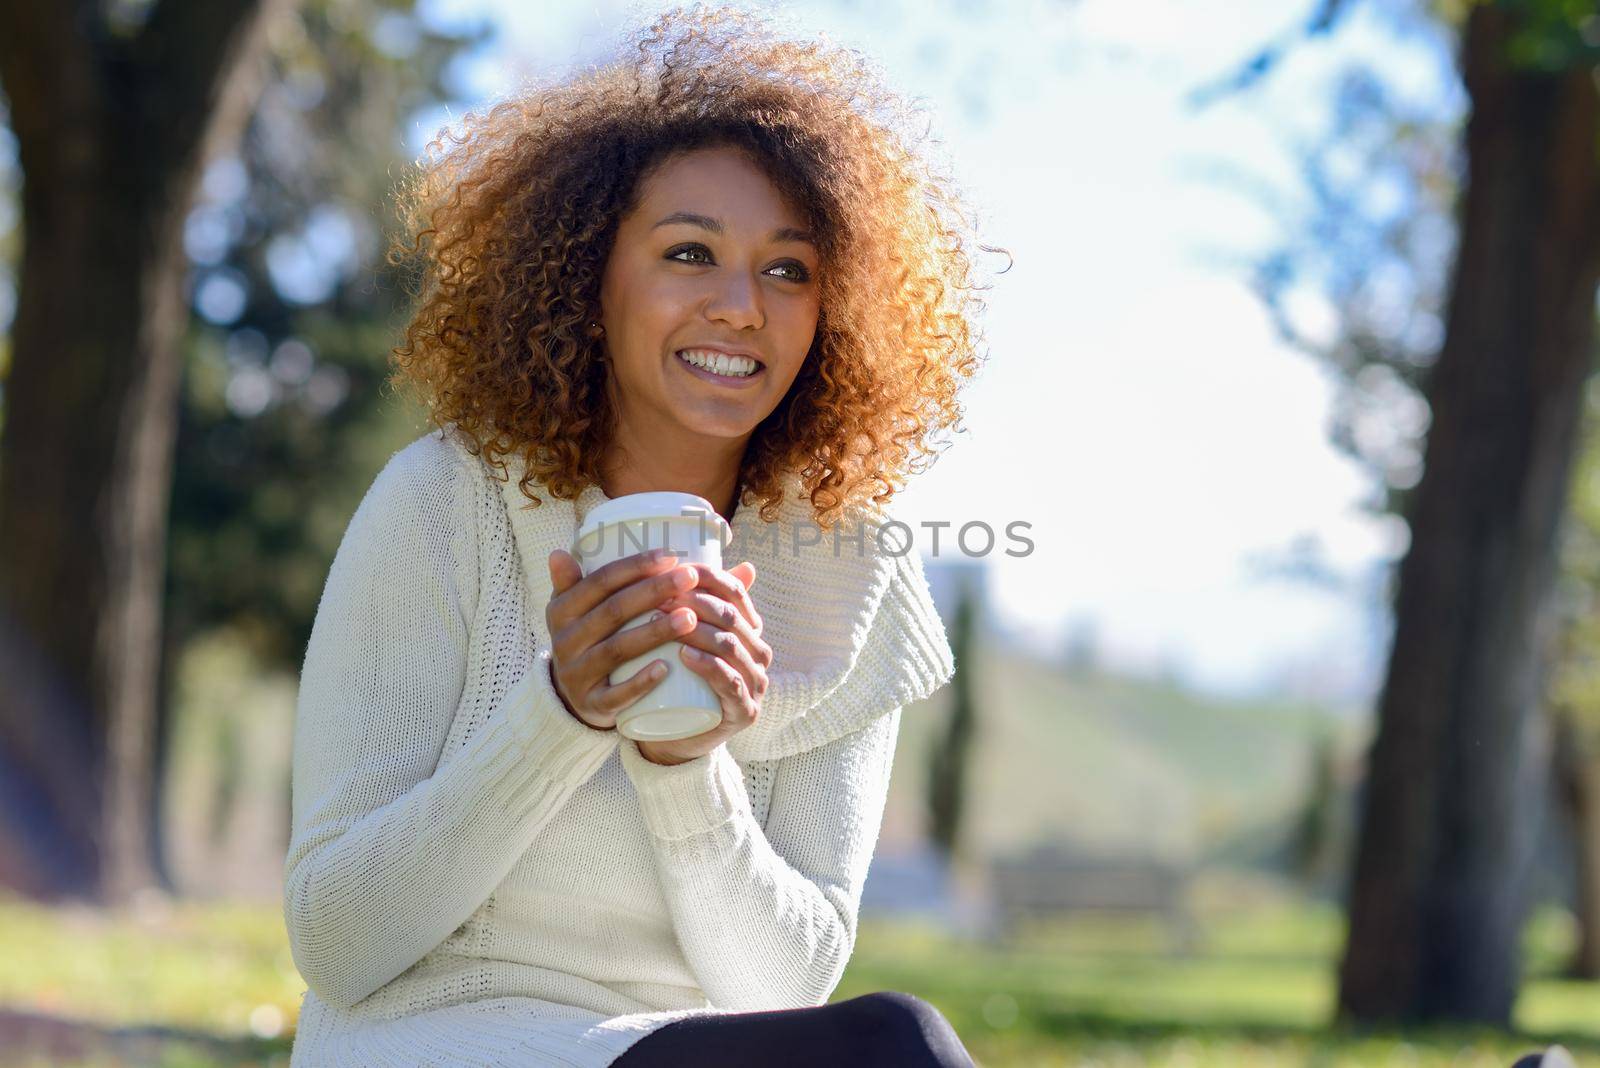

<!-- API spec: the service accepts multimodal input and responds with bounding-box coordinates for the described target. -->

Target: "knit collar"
[469,436,955,762]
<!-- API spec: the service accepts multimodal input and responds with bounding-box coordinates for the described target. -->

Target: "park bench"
[987,844,1200,954]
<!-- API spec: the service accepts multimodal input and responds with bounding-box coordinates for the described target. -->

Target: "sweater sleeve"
[616,708,900,1010]
[282,437,619,1011]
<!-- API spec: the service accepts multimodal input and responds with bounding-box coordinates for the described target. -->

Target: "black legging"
[611,991,976,1067]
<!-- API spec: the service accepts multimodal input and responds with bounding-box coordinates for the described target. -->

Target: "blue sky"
[407,0,1463,707]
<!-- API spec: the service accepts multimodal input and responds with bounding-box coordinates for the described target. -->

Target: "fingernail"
[683,646,707,660]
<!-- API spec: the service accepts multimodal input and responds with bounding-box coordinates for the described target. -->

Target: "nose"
[703,269,766,331]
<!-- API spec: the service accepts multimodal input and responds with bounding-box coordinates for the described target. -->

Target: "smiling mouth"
[674,350,766,384]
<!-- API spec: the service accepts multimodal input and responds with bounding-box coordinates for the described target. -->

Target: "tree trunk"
[1335,3,1600,1026]
[0,0,290,905]
[927,568,978,860]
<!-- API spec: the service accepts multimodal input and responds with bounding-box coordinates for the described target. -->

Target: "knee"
[851,990,942,1030]
[840,991,970,1066]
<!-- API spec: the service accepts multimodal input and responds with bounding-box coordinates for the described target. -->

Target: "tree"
[927,566,980,860]
[0,0,297,906]
[1334,0,1600,1025]
[153,2,485,895]
[1287,734,1345,898]
[1204,0,1600,1024]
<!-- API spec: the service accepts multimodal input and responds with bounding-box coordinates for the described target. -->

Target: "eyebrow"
[651,211,816,248]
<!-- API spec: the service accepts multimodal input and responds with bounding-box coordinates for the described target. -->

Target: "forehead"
[630,146,805,226]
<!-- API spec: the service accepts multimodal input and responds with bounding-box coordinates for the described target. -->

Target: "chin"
[670,392,772,432]
[680,418,761,441]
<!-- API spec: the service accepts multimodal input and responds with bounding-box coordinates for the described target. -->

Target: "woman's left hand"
[635,560,771,766]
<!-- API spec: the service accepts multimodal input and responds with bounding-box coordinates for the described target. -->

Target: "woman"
[283,6,996,1065]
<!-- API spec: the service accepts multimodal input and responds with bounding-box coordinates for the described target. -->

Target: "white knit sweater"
[282,426,955,1066]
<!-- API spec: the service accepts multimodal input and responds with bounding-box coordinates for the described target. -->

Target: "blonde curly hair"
[385,3,1004,529]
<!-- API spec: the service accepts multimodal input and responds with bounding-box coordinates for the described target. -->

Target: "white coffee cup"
[571,491,731,741]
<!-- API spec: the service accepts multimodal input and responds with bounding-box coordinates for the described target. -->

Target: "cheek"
[774,297,821,366]
[605,260,688,334]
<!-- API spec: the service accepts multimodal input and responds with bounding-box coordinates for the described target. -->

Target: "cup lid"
[572,490,733,559]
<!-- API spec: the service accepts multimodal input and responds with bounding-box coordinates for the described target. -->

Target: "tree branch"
[1185,0,1359,110]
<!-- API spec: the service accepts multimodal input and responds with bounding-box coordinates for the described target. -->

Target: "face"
[595,144,822,450]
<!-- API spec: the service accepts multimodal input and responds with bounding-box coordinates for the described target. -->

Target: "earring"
[588,320,604,336]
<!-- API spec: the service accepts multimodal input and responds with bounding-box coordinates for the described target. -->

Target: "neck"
[599,431,747,523]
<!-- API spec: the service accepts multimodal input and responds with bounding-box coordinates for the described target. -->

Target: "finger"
[550,556,694,661]
[547,549,586,597]
[589,658,671,718]
[548,547,681,632]
[729,562,761,629]
[655,591,772,669]
[681,646,757,725]
[683,562,760,630]
[581,603,699,678]
[678,624,767,701]
[563,565,699,664]
[655,590,744,635]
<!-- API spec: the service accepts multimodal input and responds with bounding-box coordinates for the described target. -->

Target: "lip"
[674,348,767,389]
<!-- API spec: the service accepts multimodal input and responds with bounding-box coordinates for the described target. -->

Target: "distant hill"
[880,633,1370,866]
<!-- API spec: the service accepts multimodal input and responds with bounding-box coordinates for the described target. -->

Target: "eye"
[666,243,813,283]
[666,243,713,265]
[770,261,812,283]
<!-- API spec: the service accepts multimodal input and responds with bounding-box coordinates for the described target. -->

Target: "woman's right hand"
[543,546,701,730]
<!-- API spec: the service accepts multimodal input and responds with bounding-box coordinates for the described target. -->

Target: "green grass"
[838,905,1600,1066]
[1,887,1596,1067]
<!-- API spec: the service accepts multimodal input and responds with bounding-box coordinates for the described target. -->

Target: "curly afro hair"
[385,3,1005,529]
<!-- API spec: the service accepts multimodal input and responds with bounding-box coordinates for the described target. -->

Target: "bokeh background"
[2,0,1598,1064]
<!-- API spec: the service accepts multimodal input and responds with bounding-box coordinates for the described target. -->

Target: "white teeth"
[678,348,760,377]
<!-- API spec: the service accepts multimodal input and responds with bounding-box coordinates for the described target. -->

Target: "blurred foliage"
[161,0,491,674]
[1225,0,1600,533]
[1239,36,1461,528]
[0,886,1593,1067]
[1490,0,1600,70]
[1549,392,1600,739]
[160,630,298,898]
